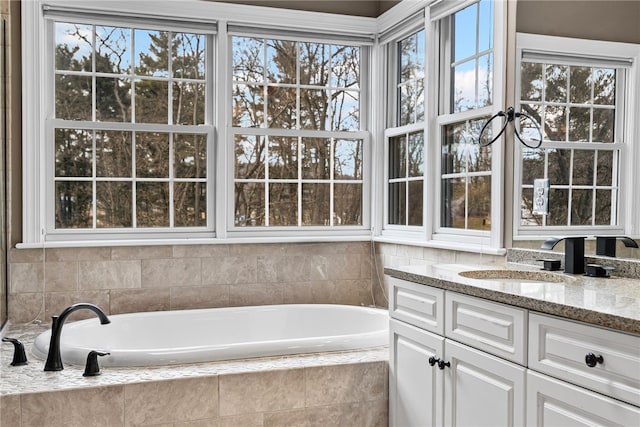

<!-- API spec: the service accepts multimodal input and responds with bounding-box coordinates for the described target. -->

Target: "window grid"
[384,28,426,231]
[232,37,360,131]
[449,0,494,114]
[439,0,494,232]
[396,29,425,127]
[232,35,365,229]
[52,21,209,231]
[233,133,363,227]
[519,60,621,228]
[387,131,424,227]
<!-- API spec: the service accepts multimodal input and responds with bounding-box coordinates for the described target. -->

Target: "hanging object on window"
[478,107,543,148]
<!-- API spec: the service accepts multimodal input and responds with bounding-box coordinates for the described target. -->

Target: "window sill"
[15,233,373,249]
[373,235,507,256]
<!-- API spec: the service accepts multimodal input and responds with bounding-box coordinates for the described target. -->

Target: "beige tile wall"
[7,242,374,323]
[371,242,506,308]
[0,361,388,426]
[8,240,507,323]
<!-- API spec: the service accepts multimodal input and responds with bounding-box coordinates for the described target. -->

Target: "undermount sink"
[458,269,573,284]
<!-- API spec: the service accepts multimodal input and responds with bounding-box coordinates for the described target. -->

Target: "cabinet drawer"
[529,313,640,407]
[389,277,444,335]
[445,292,527,365]
[527,370,640,426]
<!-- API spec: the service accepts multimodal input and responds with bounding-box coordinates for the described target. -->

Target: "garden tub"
[32,304,388,367]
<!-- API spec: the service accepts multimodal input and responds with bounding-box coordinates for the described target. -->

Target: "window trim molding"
[513,33,640,240]
[23,0,379,245]
[428,0,507,249]
[379,22,428,239]
[226,32,372,233]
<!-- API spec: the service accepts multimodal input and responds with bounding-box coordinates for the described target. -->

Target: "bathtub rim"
[31,303,389,367]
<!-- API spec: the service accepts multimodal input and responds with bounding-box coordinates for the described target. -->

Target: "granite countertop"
[385,262,640,335]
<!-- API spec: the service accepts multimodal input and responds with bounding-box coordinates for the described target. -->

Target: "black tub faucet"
[595,236,639,257]
[44,303,111,371]
[541,237,586,274]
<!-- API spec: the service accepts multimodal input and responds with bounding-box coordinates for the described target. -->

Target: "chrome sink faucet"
[44,303,111,371]
[541,237,586,274]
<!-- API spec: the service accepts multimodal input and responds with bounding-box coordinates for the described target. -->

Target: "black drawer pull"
[428,356,439,367]
[437,360,451,370]
[585,352,604,367]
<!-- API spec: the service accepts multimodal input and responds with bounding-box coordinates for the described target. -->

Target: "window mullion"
[92,129,97,229]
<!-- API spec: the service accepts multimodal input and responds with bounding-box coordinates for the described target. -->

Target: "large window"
[438,0,496,234]
[23,1,376,244]
[380,0,504,248]
[231,36,366,228]
[51,21,210,232]
[515,34,636,238]
[384,29,426,230]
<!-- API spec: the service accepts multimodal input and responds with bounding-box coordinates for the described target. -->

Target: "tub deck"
[1,322,389,426]
[2,322,388,396]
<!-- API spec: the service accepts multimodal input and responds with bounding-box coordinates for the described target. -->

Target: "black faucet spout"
[44,303,110,371]
[595,236,639,257]
[541,237,585,274]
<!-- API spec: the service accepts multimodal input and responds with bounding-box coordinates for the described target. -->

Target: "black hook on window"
[478,107,543,149]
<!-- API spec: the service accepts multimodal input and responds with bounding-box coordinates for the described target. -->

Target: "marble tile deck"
[0,323,388,396]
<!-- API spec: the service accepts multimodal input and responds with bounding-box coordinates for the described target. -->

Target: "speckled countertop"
[0,323,388,396]
[385,262,640,335]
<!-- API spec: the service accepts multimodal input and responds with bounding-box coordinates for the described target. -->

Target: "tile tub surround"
[7,242,374,324]
[371,242,506,309]
[385,263,640,335]
[1,324,388,426]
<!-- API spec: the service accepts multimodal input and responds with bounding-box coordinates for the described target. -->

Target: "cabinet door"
[527,370,640,426]
[390,318,445,427]
[444,339,526,427]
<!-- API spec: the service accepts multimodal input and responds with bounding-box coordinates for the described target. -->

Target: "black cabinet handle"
[428,356,439,367]
[585,352,604,367]
[437,360,451,370]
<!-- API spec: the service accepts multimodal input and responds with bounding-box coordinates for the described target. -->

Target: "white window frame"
[380,19,427,242]
[45,19,215,240]
[429,0,506,250]
[21,0,377,246]
[225,32,372,237]
[513,33,640,241]
[372,0,506,253]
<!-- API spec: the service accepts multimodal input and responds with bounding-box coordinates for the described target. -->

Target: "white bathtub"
[32,304,388,367]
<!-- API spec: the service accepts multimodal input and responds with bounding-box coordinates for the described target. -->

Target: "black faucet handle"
[537,259,562,271]
[2,337,29,366]
[83,350,110,377]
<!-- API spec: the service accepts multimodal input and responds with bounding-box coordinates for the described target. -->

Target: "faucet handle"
[2,337,29,366]
[537,259,562,271]
[83,350,110,377]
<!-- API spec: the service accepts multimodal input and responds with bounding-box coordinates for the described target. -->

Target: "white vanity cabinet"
[388,276,640,427]
[389,277,526,427]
